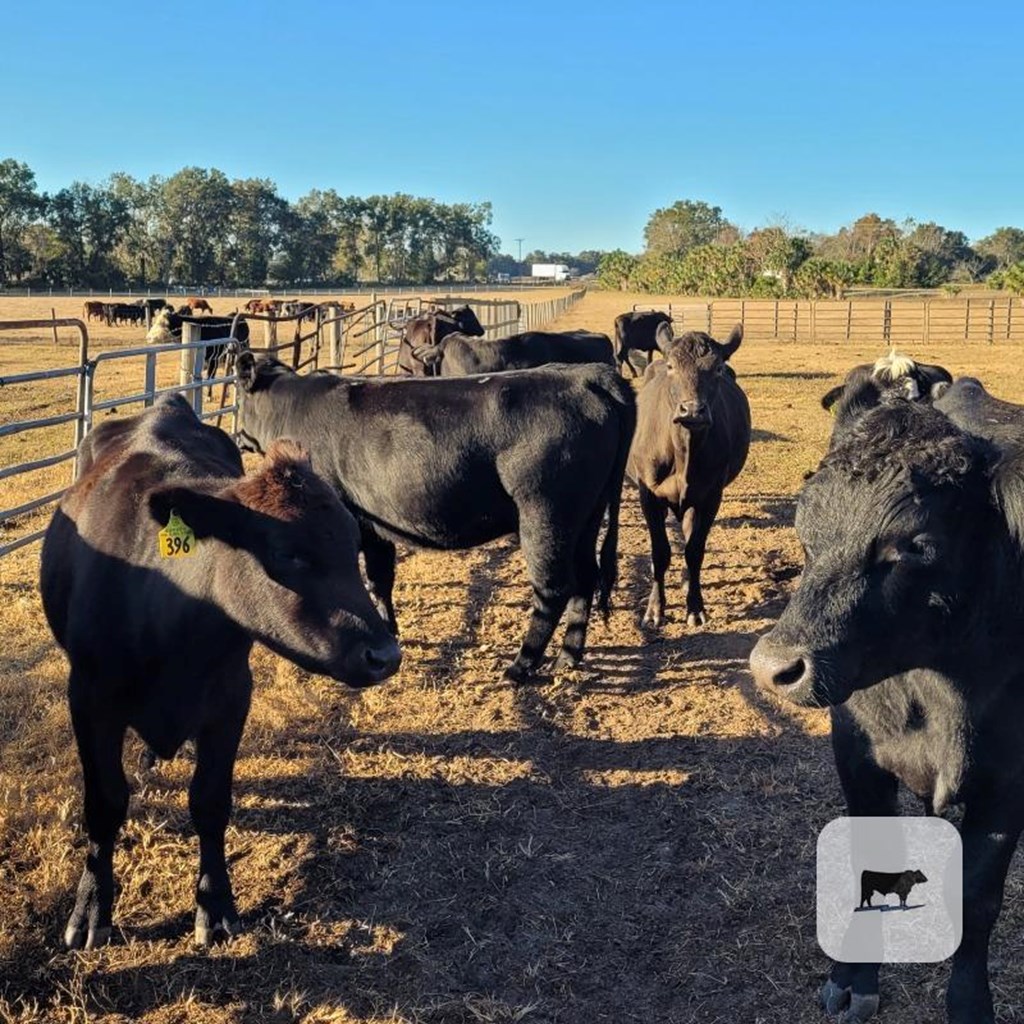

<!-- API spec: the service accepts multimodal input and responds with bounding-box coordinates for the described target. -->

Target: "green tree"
[226,177,288,286]
[597,249,639,290]
[746,227,812,292]
[643,200,734,258]
[46,180,130,286]
[0,159,44,284]
[159,167,233,285]
[976,227,1024,271]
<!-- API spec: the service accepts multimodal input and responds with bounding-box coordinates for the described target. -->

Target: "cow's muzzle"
[749,634,827,707]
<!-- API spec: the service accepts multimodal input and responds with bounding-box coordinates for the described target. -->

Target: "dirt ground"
[2,290,1023,1023]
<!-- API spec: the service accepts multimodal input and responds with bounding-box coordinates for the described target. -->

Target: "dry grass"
[2,290,1024,1022]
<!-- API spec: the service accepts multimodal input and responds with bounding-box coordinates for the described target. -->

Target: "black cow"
[821,353,952,446]
[143,297,169,316]
[934,376,1024,447]
[627,325,751,627]
[750,400,1024,1024]
[154,310,250,389]
[397,306,485,376]
[104,302,145,327]
[235,354,636,680]
[40,395,399,950]
[416,330,615,376]
[614,310,674,377]
[859,869,927,910]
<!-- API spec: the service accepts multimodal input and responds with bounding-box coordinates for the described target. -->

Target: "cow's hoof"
[821,979,850,1014]
[840,994,879,1023]
[503,660,534,684]
[553,651,581,672]
[686,610,707,628]
[64,921,111,950]
[194,908,242,947]
[641,608,664,629]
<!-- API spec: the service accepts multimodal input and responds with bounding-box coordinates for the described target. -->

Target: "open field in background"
[2,290,1024,1022]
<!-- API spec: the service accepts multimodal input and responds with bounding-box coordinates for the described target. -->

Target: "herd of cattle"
[30,303,1024,1023]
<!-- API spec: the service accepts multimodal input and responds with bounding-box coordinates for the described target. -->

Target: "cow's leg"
[821,708,898,1022]
[681,495,721,627]
[505,511,573,682]
[361,529,398,634]
[945,806,1023,1024]
[65,677,129,950]
[618,350,638,378]
[553,507,603,671]
[190,667,252,946]
[639,485,670,627]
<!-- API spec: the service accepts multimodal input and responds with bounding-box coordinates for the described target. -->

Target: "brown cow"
[187,297,214,314]
[83,300,105,323]
[40,394,400,949]
[627,325,751,627]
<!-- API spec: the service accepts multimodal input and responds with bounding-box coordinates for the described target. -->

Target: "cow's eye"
[876,534,936,567]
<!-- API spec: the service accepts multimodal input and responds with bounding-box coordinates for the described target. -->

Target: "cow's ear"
[654,321,674,353]
[719,323,743,360]
[821,385,845,412]
[148,486,241,544]
[991,445,1024,549]
[236,351,258,392]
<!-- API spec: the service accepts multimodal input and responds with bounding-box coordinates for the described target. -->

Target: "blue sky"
[3,0,1022,253]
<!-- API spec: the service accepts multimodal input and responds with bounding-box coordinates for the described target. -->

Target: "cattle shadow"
[751,427,788,443]
[716,494,797,530]
[740,371,834,381]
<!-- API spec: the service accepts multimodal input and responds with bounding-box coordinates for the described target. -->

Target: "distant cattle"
[103,302,145,327]
[415,330,615,376]
[244,298,266,313]
[83,301,105,323]
[279,300,317,322]
[614,310,674,377]
[749,399,1024,1024]
[821,352,952,446]
[235,354,637,680]
[628,325,750,628]
[397,306,485,376]
[40,394,399,949]
[142,298,169,316]
[860,869,927,910]
[186,297,214,314]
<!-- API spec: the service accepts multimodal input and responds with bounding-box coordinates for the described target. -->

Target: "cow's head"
[822,355,952,447]
[148,438,400,687]
[659,325,742,433]
[449,305,484,337]
[750,402,1010,707]
[235,353,297,453]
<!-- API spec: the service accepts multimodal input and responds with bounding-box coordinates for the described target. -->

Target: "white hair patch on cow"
[902,377,921,400]
[872,351,917,382]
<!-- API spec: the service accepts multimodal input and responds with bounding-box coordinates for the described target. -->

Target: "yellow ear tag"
[158,510,197,558]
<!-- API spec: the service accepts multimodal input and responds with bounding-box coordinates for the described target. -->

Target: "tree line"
[596,200,1024,298]
[0,159,500,289]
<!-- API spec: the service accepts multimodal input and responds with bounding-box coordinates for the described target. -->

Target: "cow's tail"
[596,373,637,620]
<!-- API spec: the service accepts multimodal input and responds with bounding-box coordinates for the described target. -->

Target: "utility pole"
[515,238,525,264]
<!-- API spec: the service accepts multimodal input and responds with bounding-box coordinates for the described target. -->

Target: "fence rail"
[0,288,588,557]
[634,296,1024,346]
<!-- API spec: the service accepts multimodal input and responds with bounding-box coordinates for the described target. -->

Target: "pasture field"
[2,290,1023,1023]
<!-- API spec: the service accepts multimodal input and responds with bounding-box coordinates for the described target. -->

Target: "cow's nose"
[749,635,813,700]
[350,636,402,685]
[677,401,708,421]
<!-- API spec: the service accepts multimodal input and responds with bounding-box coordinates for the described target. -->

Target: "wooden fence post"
[964,298,971,342]
[923,300,930,346]
[51,308,59,346]
[263,317,277,349]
